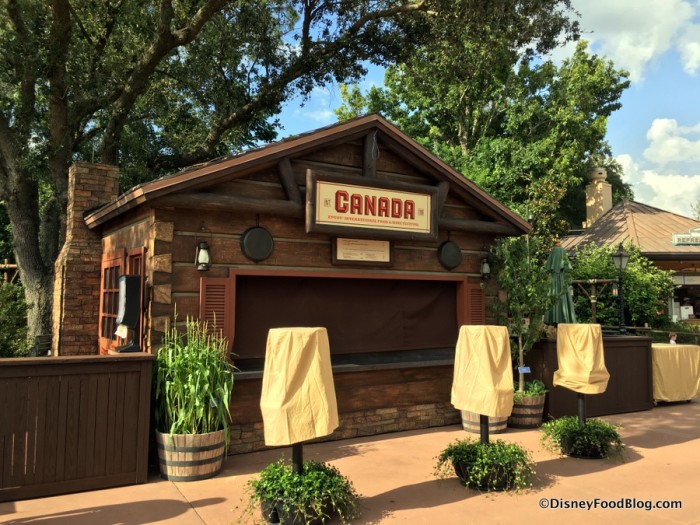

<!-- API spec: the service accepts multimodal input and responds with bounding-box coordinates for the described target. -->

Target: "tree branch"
[99,0,228,163]
[166,0,431,167]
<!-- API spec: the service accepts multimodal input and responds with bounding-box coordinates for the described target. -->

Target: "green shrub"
[0,283,29,358]
[513,379,548,403]
[540,416,623,459]
[153,317,235,443]
[434,437,535,491]
[570,243,674,329]
[247,459,361,524]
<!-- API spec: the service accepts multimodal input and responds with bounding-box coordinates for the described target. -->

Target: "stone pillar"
[52,163,120,355]
[583,167,612,229]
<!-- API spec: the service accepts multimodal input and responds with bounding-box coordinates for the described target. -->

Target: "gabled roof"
[85,114,529,234]
[561,200,700,260]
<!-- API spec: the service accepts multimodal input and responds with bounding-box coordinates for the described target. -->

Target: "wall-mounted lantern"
[195,241,211,271]
[480,258,491,280]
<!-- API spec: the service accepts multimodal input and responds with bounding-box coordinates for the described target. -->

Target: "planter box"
[529,336,653,419]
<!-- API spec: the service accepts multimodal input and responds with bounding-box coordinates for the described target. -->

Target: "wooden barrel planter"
[508,394,546,429]
[460,411,507,434]
[155,429,226,481]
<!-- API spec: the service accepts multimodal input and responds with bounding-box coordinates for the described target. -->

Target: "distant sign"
[672,228,700,246]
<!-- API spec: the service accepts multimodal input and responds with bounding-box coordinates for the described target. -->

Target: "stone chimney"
[52,163,120,355]
[583,167,612,228]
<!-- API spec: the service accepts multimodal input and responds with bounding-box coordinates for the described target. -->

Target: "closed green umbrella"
[544,245,577,325]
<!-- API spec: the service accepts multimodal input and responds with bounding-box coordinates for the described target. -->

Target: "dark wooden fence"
[0,353,154,502]
[530,336,654,419]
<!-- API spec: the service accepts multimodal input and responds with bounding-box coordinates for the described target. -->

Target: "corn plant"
[153,317,235,445]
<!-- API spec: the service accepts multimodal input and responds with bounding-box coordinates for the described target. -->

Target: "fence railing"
[0,353,154,502]
[0,259,18,284]
[610,325,700,345]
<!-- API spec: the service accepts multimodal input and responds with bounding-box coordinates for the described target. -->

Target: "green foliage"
[0,283,29,358]
[491,235,554,390]
[153,318,235,444]
[336,33,631,240]
[0,204,12,261]
[540,416,623,459]
[434,437,535,491]
[246,459,361,525]
[570,243,674,329]
[1,0,449,341]
[513,380,548,403]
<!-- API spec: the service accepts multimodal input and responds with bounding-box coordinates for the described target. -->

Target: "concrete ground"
[2,400,699,525]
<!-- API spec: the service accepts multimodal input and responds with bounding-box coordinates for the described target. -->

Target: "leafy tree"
[569,243,674,329]
[491,235,553,392]
[0,0,463,343]
[336,38,630,246]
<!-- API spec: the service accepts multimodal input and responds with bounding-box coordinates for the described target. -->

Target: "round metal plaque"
[437,240,462,270]
[240,226,274,262]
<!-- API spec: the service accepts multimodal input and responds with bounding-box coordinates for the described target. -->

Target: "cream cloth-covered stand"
[260,327,339,446]
[554,323,609,394]
[451,325,514,418]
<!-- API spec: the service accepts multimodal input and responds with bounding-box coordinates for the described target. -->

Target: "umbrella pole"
[577,393,586,427]
[292,443,304,475]
[479,415,490,444]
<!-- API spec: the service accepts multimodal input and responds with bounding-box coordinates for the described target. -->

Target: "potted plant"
[434,437,535,492]
[540,416,623,459]
[152,316,235,481]
[509,379,548,428]
[246,459,361,525]
[490,236,554,427]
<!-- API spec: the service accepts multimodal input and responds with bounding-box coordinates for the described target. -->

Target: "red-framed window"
[98,248,146,354]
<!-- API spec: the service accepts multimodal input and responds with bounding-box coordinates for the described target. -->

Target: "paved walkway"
[2,400,699,525]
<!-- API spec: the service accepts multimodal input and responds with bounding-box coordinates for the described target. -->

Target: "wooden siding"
[0,354,153,502]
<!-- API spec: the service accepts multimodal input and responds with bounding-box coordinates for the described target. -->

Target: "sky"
[276,0,700,220]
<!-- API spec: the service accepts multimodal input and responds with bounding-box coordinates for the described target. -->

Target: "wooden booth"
[60,114,529,453]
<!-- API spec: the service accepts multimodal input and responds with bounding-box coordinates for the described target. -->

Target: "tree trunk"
[4,168,55,345]
[22,269,54,343]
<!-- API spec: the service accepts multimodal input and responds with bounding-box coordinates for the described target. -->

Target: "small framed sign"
[518,366,531,374]
[332,238,393,266]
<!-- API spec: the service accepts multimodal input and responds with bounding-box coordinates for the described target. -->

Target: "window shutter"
[200,276,235,350]
[467,282,485,324]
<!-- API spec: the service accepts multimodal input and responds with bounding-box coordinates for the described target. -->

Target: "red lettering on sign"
[364,195,376,215]
[350,194,362,214]
[333,191,420,221]
[378,197,390,217]
[404,200,415,219]
[335,191,349,213]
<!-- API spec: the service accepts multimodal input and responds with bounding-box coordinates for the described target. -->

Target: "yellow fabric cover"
[651,344,700,402]
[260,327,339,446]
[553,323,609,394]
[451,325,514,417]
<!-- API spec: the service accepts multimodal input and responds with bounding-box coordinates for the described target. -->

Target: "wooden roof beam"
[277,157,303,204]
[363,130,378,178]
[157,191,518,234]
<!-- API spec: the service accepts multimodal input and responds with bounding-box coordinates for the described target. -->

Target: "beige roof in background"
[561,200,700,259]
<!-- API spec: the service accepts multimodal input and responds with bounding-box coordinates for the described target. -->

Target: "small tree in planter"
[491,236,553,393]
